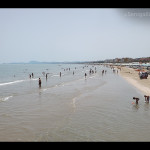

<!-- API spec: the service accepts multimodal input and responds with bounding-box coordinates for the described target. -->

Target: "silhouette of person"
[85,73,87,78]
[144,95,149,103]
[46,73,48,80]
[39,78,42,87]
[133,97,139,104]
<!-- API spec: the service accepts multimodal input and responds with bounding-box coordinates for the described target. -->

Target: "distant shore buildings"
[104,57,150,64]
[2,57,150,65]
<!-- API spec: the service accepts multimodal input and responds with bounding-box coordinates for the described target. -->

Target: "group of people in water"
[133,95,149,104]
[31,65,108,87]
[29,73,34,79]
[28,64,149,107]
[34,64,120,88]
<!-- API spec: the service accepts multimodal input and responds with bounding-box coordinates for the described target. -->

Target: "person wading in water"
[39,78,42,87]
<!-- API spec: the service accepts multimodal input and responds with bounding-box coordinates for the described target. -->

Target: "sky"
[0,8,150,63]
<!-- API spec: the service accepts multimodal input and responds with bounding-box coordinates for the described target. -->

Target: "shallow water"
[0,64,149,141]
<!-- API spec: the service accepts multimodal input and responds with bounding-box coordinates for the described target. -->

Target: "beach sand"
[118,66,150,95]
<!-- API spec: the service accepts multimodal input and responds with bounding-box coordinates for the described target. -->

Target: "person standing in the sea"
[46,73,48,80]
[147,96,150,103]
[144,95,149,103]
[39,78,42,87]
[32,73,34,78]
[85,73,87,78]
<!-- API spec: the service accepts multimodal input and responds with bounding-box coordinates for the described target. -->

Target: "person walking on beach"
[39,78,42,87]
[60,72,61,77]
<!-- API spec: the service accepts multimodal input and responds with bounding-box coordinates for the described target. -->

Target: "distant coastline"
[1,56,150,65]
[1,60,104,65]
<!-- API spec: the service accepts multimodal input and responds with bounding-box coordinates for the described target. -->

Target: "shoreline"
[118,66,150,96]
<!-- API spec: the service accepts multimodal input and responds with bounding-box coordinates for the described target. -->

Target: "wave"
[0,80,25,86]
[0,77,40,87]
[0,96,13,102]
[72,96,77,106]
[51,75,59,77]
[51,74,64,77]
[89,76,96,79]
[31,78,39,81]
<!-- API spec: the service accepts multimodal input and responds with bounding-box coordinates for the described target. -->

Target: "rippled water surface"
[0,64,149,141]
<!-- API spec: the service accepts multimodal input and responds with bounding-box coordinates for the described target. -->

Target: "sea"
[0,63,150,141]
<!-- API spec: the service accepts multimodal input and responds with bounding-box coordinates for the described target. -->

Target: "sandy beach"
[118,66,150,96]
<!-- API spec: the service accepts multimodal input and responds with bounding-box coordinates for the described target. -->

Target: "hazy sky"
[0,8,150,63]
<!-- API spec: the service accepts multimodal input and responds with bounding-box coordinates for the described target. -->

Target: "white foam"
[0,96,13,102]
[89,76,95,79]
[0,80,25,86]
[51,75,59,77]
[42,89,47,92]
[31,78,39,81]
[51,74,64,77]
[72,97,77,110]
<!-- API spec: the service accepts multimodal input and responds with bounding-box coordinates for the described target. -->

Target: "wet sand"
[118,66,150,95]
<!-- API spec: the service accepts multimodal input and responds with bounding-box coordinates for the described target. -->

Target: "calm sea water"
[0,63,150,141]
